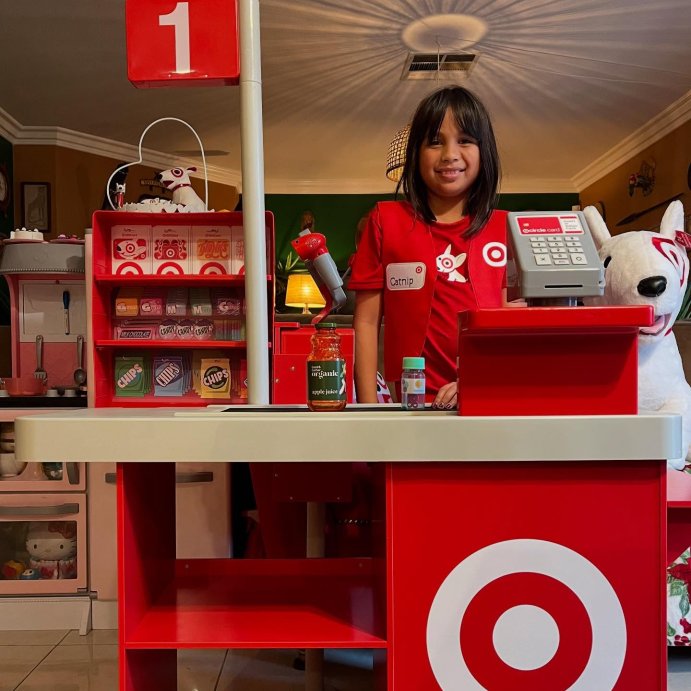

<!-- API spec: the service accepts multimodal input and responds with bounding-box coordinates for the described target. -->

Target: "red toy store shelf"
[91,210,274,409]
[124,558,386,650]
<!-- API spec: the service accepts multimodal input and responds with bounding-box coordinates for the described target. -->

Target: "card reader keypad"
[530,236,586,266]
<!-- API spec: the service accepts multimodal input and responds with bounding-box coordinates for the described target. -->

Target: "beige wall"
[580,120,691,234]
[13,145,239,238]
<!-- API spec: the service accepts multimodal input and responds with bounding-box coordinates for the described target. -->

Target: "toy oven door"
[0,494,87,594]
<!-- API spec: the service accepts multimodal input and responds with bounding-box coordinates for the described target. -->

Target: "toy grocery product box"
[111,225,152,275]
[152,225,191,275]
[231,225,244,275]
[191,225,232,275]
[114,287,141,317]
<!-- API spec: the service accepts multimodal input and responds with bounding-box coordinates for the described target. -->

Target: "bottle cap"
[315,322,337,329]
[402,356,425,370]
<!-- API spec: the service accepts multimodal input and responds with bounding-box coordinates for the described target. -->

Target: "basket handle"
[105,117,209,211]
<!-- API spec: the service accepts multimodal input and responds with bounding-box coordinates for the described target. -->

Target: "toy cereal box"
[111,225,152,275]
[152,225,190,275]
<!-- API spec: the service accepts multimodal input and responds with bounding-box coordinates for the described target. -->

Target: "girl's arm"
[353,289,383,403]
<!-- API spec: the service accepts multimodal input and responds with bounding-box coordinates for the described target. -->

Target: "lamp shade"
[386,124,410,182]
[285,273,326,313]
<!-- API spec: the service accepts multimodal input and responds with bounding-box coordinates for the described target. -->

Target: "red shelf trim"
[94,275,271,286]
[95,339,249,349]
[460,305,654,331]
[102,396,246,407]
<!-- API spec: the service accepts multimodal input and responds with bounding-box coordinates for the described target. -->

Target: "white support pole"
[239,0,270,404]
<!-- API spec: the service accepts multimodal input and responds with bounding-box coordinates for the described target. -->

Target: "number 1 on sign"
[159,2,190,73]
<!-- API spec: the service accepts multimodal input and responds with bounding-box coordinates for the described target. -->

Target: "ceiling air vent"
[401,52,478,80]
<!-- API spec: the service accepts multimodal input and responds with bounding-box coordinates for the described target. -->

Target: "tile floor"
[0,631,690,690]
[0,630,374,691]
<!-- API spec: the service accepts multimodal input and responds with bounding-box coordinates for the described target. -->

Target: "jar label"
[402,377,425,394]
[307,360,346,401]
[401,375,425,410]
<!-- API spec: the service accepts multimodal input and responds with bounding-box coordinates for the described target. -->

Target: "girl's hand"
[433,381,457,410]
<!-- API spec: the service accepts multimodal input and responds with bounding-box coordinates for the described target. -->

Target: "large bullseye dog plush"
[584,201,690,471]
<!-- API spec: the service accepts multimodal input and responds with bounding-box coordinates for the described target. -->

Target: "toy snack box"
[231,225,244,275]
[152,225,190,275]
[111,225,152,275]
[191,225,232,275]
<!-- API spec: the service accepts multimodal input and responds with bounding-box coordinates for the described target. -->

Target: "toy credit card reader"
[506,210,604,306]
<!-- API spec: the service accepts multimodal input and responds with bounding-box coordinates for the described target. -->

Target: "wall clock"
[0,164,10,217]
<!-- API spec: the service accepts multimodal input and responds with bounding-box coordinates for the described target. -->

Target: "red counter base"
[117,457,665,690]
[387,461,666,690]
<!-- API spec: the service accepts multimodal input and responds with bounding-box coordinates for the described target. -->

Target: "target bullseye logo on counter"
[426,539,626,690]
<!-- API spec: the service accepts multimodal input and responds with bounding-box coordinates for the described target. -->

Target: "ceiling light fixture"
[386,124,410,182]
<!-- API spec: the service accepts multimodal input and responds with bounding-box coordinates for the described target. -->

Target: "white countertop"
[14,406,681,464]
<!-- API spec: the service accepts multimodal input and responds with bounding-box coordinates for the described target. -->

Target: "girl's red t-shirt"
[422,217,477,395]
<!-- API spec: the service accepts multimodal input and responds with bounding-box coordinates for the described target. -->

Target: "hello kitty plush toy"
[583,201,690,471]
[25,522,78,579]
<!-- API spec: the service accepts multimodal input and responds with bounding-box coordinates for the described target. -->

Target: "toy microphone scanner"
[291,230,347,311]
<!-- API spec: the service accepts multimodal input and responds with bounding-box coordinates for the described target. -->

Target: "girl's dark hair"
[397,86,501,238]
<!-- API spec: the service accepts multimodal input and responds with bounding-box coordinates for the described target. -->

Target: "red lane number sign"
[126,0,239,87]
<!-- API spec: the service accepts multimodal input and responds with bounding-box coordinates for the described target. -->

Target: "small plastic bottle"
[401,357,425,410]
[307,322,347,411]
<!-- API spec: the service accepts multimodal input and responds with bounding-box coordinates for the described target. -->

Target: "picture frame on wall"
[21,182,50,232]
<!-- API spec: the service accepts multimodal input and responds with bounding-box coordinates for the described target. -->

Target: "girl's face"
[418,108,480,216]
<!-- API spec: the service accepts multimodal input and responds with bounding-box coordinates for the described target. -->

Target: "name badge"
[386,262,426,291]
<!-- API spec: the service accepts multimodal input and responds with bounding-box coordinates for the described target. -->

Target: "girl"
[349,86,506,408]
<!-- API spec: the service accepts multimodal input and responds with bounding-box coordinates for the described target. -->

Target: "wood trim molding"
[1,90,688,195]
[573,90,691,192]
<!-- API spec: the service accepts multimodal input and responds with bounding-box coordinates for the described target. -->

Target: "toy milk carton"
[191,225,232,275]
[111,225,152,275]
[152,225,191,275]
[231,226,245,275]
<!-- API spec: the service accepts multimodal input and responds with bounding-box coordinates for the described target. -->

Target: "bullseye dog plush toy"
[583,201,690,471]
[155,166,206,212]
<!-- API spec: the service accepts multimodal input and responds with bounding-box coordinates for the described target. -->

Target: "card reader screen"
[516,215,585,235]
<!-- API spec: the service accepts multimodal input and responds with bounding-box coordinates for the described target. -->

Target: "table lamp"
[285,273,326,314]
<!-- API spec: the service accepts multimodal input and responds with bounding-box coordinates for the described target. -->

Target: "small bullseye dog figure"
[155,166,206,212]
[584,201,690,471]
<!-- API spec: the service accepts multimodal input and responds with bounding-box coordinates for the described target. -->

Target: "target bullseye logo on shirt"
[482,241,507,267]
[426,539,626,691]
[386,262,426,290]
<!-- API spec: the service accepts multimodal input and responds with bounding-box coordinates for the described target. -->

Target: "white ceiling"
[0,0,690,194]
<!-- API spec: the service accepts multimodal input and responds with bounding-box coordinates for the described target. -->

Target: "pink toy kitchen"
[0,236,89,600]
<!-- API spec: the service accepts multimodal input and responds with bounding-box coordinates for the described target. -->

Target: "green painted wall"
[264,192,579,271]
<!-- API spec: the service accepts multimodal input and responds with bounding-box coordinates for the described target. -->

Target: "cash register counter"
[15,407,679,691]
